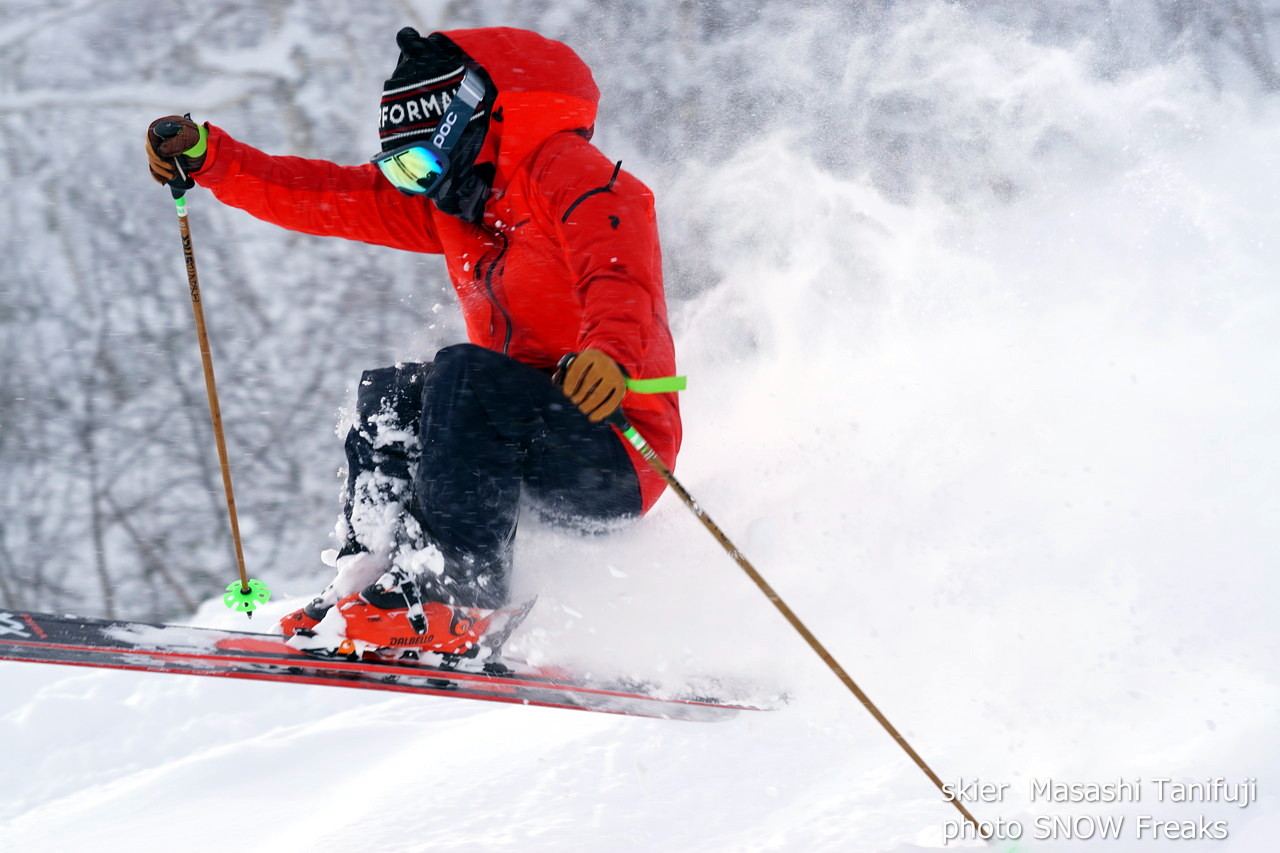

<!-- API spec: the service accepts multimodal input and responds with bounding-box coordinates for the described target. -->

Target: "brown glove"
[557,349,627,423]
[145,115,208,185]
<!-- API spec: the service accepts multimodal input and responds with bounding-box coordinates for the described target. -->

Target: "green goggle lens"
[376,146,445,194]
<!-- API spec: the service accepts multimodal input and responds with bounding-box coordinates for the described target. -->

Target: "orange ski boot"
[278,598,327,636]
[286,566,496,664]
[277,549,391,637]
[331,592,496,660]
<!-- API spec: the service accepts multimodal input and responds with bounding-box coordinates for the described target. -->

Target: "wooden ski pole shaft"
[153,117,268,615]
[609,412,986,836]
[172,197,252,605]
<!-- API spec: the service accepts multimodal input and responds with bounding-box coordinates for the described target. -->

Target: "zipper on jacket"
[561,161,623,224]
[476,225,514,355]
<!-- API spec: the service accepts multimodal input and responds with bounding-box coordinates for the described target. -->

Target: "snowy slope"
[3,2,1280,851]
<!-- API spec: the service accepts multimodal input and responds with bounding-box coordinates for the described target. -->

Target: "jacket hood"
[440,27,600,185]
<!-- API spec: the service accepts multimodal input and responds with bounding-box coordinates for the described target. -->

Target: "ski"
[0,608,778,722]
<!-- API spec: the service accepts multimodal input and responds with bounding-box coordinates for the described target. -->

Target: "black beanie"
[379,28,472,151]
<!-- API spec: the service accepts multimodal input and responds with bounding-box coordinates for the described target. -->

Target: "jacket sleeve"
[540,137,664,377]
[193,125,443,254]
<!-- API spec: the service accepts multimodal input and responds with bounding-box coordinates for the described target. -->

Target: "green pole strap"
[626,375,686,394]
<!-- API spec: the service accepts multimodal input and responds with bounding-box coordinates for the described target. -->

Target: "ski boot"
[278,598,328,636]
[327,591,496,663]
[287,562,535,671]
[278,548,390,637]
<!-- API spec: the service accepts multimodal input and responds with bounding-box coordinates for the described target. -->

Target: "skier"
[145,26,681,659]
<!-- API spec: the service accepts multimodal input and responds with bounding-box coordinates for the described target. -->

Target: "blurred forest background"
[1,0,1276,620]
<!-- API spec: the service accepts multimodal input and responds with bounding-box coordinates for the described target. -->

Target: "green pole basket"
[224,578,272,614]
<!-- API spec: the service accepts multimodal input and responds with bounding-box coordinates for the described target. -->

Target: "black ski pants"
[342,343,641,608]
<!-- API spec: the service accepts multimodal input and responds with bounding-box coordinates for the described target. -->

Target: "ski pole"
[607,409,987,838]
[154,119,270,617]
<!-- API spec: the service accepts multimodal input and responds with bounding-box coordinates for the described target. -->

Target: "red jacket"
[192,27,679,513]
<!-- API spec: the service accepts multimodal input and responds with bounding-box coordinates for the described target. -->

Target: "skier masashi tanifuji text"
[145,26,682,660]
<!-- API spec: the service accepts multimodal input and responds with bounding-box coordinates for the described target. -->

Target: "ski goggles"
[372,68,487,197]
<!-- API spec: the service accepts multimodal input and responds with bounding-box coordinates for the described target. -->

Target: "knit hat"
[379,28,474,150]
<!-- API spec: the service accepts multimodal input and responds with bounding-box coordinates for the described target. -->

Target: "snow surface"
[3,4,1280,852]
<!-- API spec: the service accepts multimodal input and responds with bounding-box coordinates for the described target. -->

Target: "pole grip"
[154,118,195,200]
